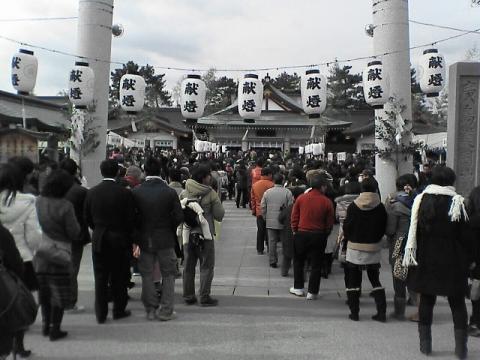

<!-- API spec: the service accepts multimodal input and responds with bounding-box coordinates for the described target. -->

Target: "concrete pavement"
[22,201,480,359]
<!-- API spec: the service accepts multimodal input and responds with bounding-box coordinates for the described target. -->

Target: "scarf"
[402,184,468,267]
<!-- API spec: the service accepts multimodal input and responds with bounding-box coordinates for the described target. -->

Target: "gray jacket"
[261,185,293,230]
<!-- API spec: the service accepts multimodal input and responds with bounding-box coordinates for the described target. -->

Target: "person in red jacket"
[250,158,264,186]
[251,167,274,255]
[290,173,334,300]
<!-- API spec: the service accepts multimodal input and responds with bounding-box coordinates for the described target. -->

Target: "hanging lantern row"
[11,49,38,95]
[180,74,207,125]
[418,49,446,97]
[68,62,95,109]
[194,140,219,153]
[301,69,327,118]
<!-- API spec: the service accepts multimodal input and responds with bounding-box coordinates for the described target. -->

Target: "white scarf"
[402,184,468,267]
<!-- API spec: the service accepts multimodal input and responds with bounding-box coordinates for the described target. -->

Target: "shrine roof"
[0,90,69,133]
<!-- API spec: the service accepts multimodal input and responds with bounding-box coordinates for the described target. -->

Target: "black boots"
[41,303,51,336]
[371,288,387,323]
[49,306,68,341]
[454,329,468,359]
[391,296,406,321]
[346,290,360,321]
[418,324,432,355]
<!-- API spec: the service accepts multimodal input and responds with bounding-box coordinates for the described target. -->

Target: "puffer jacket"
[0,191,42,262]
[335,194,359,243]
[180,179,225,238]
[261,185,294,230]
[251,176,274,217]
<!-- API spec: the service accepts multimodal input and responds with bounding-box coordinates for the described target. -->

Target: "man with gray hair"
[261,173,293,268]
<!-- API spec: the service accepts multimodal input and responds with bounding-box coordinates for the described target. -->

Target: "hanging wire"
[0,24,478,72]
[0,16,77,22]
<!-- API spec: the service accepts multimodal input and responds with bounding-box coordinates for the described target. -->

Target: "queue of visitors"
[0,148,478,360]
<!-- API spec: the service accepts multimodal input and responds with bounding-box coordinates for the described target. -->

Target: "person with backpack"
[180,165,225,307]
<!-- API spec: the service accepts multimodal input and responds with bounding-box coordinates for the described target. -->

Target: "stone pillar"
[76,0,114,186]
[446,62,480,196]
[372,0,412,198]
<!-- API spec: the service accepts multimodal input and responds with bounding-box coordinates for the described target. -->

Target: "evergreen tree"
[203,69,237,114]
[270,71,300,92]
[110,61,172,108]
[327,63,368,110]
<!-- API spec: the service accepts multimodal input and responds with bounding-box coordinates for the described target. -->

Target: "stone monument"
[447,62,480,196]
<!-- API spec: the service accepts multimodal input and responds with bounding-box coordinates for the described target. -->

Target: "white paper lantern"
[238,74,263,123]
[11,49,38,94]
[299,146,304,155]
[363,61,389,109]
[312,143,322,156]
[221,145,227,153]
[301,69,327,118]
[194,139,202,152]
[418,49,446,97]
[181,74,206,124]
[119,74,146,113]
[305,144,311,154]
[68,61,95,109]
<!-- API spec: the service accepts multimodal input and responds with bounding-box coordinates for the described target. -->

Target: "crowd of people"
[0,148,478,359]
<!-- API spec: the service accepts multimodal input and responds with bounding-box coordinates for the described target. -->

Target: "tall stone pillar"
[446,62,480,196]
[76,0,114,186]
[372,0,412,198]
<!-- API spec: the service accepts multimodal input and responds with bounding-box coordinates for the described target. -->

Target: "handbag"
[36,234,71,266]
[392,235,408,281]
[0,259,38,332]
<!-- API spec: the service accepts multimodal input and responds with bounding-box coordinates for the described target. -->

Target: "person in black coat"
[60,159,90,313]
[405,167,470,359]
[132,158,183,321]
[84,160,136,324]
[0,224,24,359]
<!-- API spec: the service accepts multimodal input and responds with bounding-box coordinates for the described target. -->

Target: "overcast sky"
[0,0,478,96]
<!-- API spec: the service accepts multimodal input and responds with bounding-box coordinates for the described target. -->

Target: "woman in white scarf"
[403,166,470,359]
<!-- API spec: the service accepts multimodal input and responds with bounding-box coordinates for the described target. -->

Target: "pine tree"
[270,71,301,92]
[327,63,368,110]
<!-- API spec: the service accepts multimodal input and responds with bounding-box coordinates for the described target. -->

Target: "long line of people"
[0,152,479,360]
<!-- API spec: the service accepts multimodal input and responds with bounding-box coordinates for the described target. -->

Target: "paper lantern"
[68,62,95,109]
[238,74,263,123]
[11,49,38,94]
[119,74,146,113]
[301,69,327,118]
[221,145,227,153]
[181,74,206,125]
[299,146,304,155]
[312,143,322,156]
[418,49,446,97]
[305,144,311,154]
[363,61,389,109]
